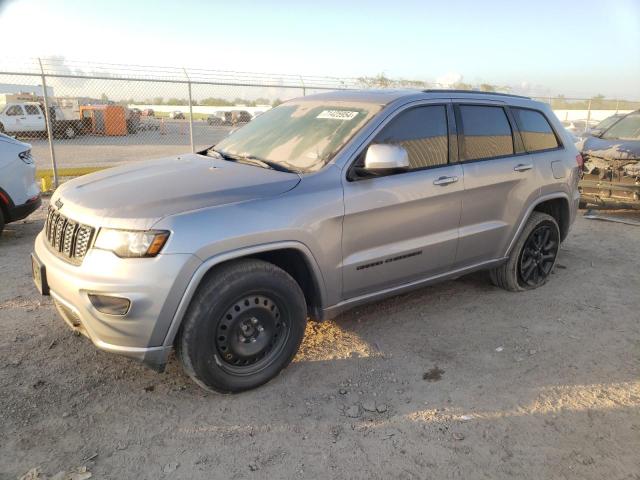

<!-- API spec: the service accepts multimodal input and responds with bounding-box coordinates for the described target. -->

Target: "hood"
[53,153,301,230]
[0,133,30,150]
[582,136,640,162]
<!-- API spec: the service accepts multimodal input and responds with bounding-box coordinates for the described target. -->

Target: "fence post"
[38,58,58,188]
[183,68,195,153]
[587,99,592,125]
[615,99,619,113]
[299,76,306,96]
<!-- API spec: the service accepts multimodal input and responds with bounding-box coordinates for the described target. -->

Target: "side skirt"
[321,257,508,321]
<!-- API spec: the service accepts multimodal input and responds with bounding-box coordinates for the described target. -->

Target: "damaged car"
[579,110,640,209]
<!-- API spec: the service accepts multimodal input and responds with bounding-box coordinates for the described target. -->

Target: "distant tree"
[100,93,109,103]
[272,98,283,107]
[153,97,164,105]
[199,97,233,106]
[357,74,394,88]
[166,98,188,106]
[452,81,473,90]
[479,83,496,92]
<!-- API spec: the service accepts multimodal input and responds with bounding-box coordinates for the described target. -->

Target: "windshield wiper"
[209,148,293,173]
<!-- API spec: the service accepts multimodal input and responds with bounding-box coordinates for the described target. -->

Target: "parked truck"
[0,93,85,139]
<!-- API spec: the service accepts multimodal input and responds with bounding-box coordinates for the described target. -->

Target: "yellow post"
[40,176,51,193]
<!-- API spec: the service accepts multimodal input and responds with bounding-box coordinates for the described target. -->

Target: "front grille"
[44,206,95,264]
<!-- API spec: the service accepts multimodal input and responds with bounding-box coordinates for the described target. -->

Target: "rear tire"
[0,208,5,237]
[63,125,76,139]
[489,212,560,292]
[177,259,307,393]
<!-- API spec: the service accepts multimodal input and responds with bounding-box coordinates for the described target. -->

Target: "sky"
[0,0,639,99]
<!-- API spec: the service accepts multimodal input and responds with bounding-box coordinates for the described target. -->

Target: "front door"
[341,104,463,299]
[23,104,45,132]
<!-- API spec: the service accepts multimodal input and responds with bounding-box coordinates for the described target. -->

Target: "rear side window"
[458,105,514,160]
[512,108,559,152]
[374,105,448,169]
[25,105,40,115]
[6,105,24,116]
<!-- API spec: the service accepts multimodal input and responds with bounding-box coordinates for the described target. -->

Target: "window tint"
[512,108,559,152]
[6,105,24,116]
[373,105,448,169]
[459,105,513,160]
[25,104,40,115]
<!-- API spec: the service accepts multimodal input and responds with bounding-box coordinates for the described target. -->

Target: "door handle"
[514,163,533,172]
[433,176,459,186]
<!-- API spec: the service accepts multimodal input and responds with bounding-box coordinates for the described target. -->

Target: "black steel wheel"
[215,294,290,375]
[517,223,559,287]
[177,259,307,393]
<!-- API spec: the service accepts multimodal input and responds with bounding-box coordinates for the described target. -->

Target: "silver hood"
[52,153,301,230]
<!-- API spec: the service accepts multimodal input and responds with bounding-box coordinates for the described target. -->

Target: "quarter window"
[459,105,514,160]
[25,104,40,115]
[512,108,559,152]
[6,105,24,116]
[373,105,449,169]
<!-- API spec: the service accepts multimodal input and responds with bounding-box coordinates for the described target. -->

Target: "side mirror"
[364,144,409,171]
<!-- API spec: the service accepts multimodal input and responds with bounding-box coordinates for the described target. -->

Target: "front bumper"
[9,194,42,222]
[34,232,201,370]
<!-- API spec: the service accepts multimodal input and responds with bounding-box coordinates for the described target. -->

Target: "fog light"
[88,294,131,316]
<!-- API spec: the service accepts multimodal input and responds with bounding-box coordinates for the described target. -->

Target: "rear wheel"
[63,125,76,139]
[0,208,5,236]
[177,259,307,393]
[489,212,560,291]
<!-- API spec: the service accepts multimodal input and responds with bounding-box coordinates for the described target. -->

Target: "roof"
[298,88,532,106]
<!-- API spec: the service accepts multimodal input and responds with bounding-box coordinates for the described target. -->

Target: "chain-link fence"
[1,58,638,189]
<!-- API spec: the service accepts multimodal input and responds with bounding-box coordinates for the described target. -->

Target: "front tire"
[177,259,307,393]
[489,212,560,292]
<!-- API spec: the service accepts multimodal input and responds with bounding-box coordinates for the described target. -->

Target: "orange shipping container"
[79,105,127,136]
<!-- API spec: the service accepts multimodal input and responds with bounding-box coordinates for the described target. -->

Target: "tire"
[0,208,5,237]
[489,212,560,292]
[63,125,76,139]
[177,259,307,393]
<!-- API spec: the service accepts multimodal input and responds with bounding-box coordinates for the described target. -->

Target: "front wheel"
[177,259,307,393]
[489,212,560,291]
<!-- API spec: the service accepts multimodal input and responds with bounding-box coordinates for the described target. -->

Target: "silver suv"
[32,90,581,392]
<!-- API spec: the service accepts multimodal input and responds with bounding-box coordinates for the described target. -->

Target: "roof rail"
[422,89,530,99]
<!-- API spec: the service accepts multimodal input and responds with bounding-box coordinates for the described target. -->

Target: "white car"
[0,133,41,235]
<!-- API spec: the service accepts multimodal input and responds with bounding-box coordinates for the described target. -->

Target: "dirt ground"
[1,202,639,480]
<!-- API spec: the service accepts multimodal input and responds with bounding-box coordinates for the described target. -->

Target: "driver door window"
[373,105,449,170]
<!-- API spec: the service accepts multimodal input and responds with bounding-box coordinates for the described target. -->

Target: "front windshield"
[213,100,382,173]
[601,113,640,140]
[596,115,621,131]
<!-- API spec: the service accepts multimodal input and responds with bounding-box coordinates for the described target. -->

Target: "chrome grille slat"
[44,206,94,265]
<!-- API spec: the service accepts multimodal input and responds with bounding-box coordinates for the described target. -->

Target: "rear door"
[341,103,463,299]
[453,102,544,267]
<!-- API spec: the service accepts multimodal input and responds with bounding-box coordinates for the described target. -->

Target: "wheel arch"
[505,193,571,256]
[162,241,327,348]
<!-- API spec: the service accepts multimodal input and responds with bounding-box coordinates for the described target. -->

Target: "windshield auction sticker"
[316,110,359,120]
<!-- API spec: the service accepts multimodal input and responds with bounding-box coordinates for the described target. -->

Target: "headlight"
[94,229,170,258]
